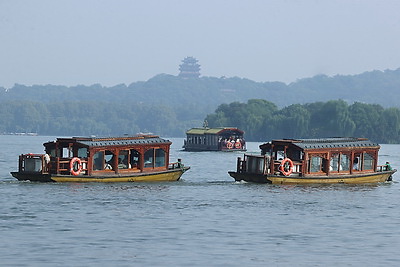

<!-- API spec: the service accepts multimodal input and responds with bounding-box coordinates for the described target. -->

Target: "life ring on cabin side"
[235,141,242,149]
[279,158,293,176]
[226,142,234,149]
[70,157,82,176]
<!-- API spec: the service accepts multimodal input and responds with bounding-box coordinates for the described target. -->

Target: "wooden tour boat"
[229,137,396,184]
[183,124,246,152]
[11,134,190,182]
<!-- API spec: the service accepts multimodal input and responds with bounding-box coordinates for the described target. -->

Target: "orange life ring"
[279,158,293,176]
[70,157,82,176]
[235,141,242,149]
[226,142,234,149]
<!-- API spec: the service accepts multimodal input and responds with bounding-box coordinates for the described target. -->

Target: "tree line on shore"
[206,99,400,143]
[1,99,400,143]
[0,101,194,137]
[2,69,400,143]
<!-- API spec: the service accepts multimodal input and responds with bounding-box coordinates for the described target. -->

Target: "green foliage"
[205,99,278,141]
[206,99,400,143]
[275,104,311,138]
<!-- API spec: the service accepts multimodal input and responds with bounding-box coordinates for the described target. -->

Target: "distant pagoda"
[178,56,201,78]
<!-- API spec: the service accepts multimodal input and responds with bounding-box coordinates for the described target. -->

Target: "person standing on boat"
[385,162,392,171]
[44,154,51,172]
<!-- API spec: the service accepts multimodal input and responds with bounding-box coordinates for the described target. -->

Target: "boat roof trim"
[260,137,379,150]
[44,135,171,148]
[78,137,170,147]
[186,127,244,135]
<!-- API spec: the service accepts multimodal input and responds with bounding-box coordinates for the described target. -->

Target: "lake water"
[1,136,400,266]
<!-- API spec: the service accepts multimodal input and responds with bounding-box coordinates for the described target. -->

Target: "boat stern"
[10,153,53,182]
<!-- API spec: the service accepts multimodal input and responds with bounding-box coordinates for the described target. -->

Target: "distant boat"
[11,134,189,182]
[229,137,396,184]
[183,126,246,152]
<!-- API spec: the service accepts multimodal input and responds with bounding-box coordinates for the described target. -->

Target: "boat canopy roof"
[44,134,171,148]
[260,137,380,151]
[186,127,244,135]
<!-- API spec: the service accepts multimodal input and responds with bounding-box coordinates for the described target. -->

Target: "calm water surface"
[1,136,400,266]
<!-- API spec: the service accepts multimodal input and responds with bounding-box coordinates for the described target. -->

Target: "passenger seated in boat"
[221,139,227,148]
[104,160,113,170]
[353,158,359,170]
[118,158,127,169]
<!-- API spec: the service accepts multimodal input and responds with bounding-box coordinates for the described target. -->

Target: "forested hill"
[1,68,400,109]
[1,68,400,140]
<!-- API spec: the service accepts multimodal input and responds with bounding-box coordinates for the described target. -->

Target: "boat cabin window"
[329,153,350,172]
[340,154,350,171]
[78,148,88,158]
[104,150,115,170]
[197,136,204,144]
[155,148,166,167]
[308,154,327,173]
[93,151,104,171]
[118,150,129,169]
[363,153,374,170]
[310,156,323,173]
[48,148,56,157]
[24,156,43,172]
[276,150,285,160]
[62,147,71,158]
[144,149,154,168]
[330,154,339,171]
[144,148,166,168]
[93,150,115,170]
[130,149,140,168]
[246,156,264,174]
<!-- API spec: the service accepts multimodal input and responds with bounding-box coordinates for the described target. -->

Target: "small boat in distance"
[11,134,189,182]
[229,137,396,184]
[183,123,246,152]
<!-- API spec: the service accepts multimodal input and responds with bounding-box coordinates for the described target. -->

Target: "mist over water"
[1,136,400,266]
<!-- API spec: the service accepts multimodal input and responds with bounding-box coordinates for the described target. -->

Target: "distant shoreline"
[1,132,38,136]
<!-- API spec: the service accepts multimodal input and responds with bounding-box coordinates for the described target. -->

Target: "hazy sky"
[1,0,400,88]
